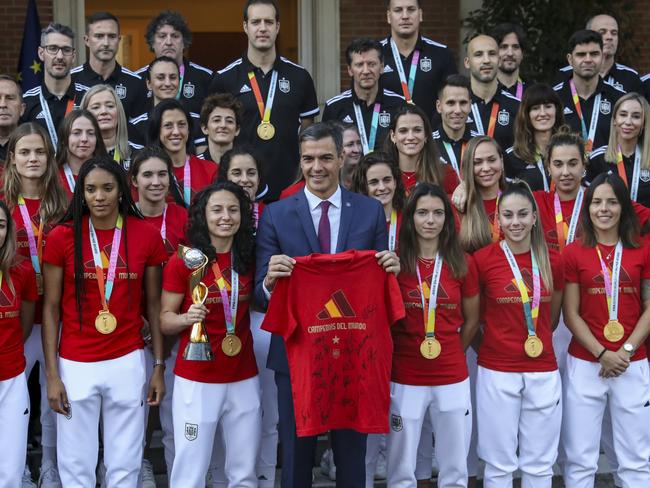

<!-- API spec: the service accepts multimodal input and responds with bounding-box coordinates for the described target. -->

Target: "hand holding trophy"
[178,245,214,361]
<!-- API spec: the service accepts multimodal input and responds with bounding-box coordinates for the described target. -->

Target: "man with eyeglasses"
[22,23,86,147]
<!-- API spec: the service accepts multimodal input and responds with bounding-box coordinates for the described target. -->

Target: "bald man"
[558,14,642,94]
[464,34,520,176]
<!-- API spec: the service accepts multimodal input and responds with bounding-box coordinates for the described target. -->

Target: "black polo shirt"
[0,140,8,163]
[467,88,520,153]
[129,105,204,148]
[380,34,456,121]
[642,73,650,102]
[209,54,319,201]
[498,79,526,100]
[557,62,643,94]
[432,123,474,175]
[71,61,148,119]
[322,82,405,154]
[503,146,551,190]
[553,77,623,152]
[589,145,650,207]
[136,58,213,116]
[21,81,86,145]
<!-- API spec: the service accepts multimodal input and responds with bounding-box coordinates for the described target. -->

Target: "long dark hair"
[580,172,639,248]
[186,181,254,275]
[55,110,107,167]
[148,98,195,155]
[61,155,142,327]
[217,145,265,196]
[351,151,406,212]
[128,145,185,207]
[399,183,466,278]
[0,201,17,295]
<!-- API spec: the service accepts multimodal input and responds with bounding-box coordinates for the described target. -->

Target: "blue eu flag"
[17,0,42,91]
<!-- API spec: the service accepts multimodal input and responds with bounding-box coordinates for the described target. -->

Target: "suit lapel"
[294,191,320,253]
[337,189,353,252]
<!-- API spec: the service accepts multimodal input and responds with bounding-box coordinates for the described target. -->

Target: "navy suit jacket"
[255,186,388,373]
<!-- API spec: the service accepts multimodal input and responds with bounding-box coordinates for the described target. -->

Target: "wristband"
[153,359,165,368]
[597,348,608,361]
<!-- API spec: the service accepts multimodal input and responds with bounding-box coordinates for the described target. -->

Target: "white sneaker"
[374,449,387,480]
[22,465,37,488]
[38,461,62,488]
[140,459,157,488]
[319,448,336,481]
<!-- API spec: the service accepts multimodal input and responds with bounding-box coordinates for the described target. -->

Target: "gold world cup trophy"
[178,245,213,361]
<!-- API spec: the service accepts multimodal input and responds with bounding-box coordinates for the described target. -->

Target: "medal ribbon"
[160,204,167,241]
[389,38,419,103]
[38,91,74,147]
[471,102,499,138]
[596,241,623,323]
[176,63,185,100]
[501,241,540,336]
[248,70,278,125]
[113,147,121,164]
[63,164,76,194]
[211,255,239,335]
[535,151,549,191]
[388,209,397,252]
[443,141,460,176]
[569,80,600,153]
[183,156,191,206]
[415,253,443,339]
[353,102,381,155]
[553,187,584,251]
[253,202,259,230]
[515,78,523,100]
[491,192,501,243]
[616,146,641,201]
[17,196,44,285]
[89,215,123,311]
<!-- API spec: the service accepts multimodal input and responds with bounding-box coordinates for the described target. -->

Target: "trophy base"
[183,342,214,361]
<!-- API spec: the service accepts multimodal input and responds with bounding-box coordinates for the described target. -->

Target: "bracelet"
[153,359,165,368]
[597,348,608,361]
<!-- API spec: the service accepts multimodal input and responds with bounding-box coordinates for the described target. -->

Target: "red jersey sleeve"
[462,254,480,296]
[550,250,565,291]
[144,226,168,267]
[632,201,650,227]
[42,224,68,267]
[18,259,38,302]
[262,277,298,340]
[563,244,579,283]
[642,244,650,280]
[162,254,190,294]
[386,273,406,325]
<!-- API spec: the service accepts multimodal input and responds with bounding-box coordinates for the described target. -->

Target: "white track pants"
[0,372,29,488]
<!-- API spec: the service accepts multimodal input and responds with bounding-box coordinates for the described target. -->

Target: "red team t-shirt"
[58,166,78,201]
[171,155,218,204]
[0,258,37,380]
[564,240,650,361]
[43,216,167,362]
[473,243,564,372]
[392,255,479,386]
[262,250,405,437]
[142,203,188,257]
[400,166,459,197]
[163,252,257,383]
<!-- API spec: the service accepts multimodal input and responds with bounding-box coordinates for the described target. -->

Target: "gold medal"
[257,121,275,140]
[524,335,544,358]
[420,337,441,359]
[221,334,242,356]
[604,320,625,343]
[95,310,117,334]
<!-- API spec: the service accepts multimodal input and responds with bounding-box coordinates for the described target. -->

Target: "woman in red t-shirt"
[161,181,260,486]
[149,99,218,207]
[562,172,650,487]
[384,104,459,196]
[457,136,507,253]
[42,156,167,487]
[0,200,37,487]
[474,181,564,487]
[387,183,480,488]
[2,122,68,484]
[352,151,406,253]
[55,110,107,199]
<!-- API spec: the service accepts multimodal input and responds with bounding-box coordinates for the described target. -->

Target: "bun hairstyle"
[544,126,587,170]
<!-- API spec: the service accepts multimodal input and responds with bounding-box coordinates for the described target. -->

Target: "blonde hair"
[4,123,68,224]
[80,84,131,164]
[459,136,507,253]
[605,92,650,170]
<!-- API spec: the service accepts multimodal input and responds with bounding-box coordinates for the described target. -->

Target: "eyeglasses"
[42,45,75,56]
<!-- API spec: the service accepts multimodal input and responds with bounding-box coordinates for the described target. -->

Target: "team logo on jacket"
[115,84,127,99]
[317,290,356,320]
[379,111,391,128]
[391,414,403,432]
[182,82,195,99]
[184,423,198,441]
[600,99,611,115]
[278,77,291,93]
[419,56,432,72]
[498,109,510,126]
[641,169,650,182]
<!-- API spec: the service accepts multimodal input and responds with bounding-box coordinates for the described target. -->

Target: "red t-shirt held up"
[564,239,650,361]
[262,250,405,437]
[392,254,479,386]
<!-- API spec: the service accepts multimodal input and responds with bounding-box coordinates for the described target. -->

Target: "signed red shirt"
[262,250,405,436]
[0,258,37,380]
[564,240,650,361]
[392,255,479,386]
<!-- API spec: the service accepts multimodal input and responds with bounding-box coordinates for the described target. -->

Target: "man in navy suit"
[255,122,400,487]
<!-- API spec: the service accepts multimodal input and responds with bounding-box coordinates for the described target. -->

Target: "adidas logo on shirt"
[240,84,251,93]
[563,107,573,115]
[343,115,353,123]
[383,65,394,73]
